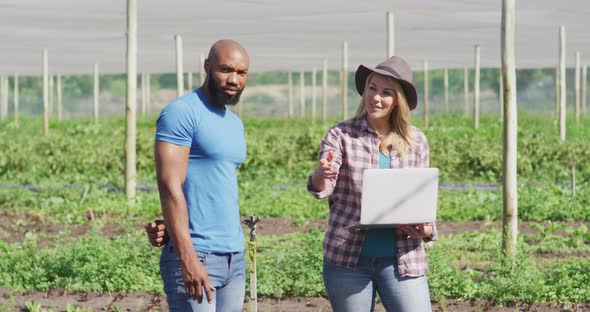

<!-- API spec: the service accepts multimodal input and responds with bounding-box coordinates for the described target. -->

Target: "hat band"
[375,65,401,79]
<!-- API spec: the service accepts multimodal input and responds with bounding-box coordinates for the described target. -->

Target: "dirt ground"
[2,213,589,311]
[2,288,589,312]
[2,210,588,247]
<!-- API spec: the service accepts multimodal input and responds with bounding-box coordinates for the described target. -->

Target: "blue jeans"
[323,256,432,312]
[160,244,246,312]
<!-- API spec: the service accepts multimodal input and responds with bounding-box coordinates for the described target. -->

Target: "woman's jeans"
[323,256,432,312]
[160,244,246,312]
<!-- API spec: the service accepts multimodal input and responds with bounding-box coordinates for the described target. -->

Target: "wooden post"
[559,26,566,142]
[322,59,328,122]
[93,63,99,124]
[200,54,205,86]
[570,157,576,197]
[0,75,6,121]
[175,34,184,98]
[583,65,587,115]
[244,216,261,312]
[5,76,8,119]
[0,76,3,121]
[474,45,480,129]
[146,72,151,115]
[0,76,3,120]
[0,76,6,121]
[141,73,146,117]
[125,0,137,201]
[187,71,193,93]
[57,74,62,121]
[423,60,429,128]
[4,77,8,119]
[14,73,19,126]
[1,77,5,120]
[502,0,518,259]
[4,76,8,120]
[49,74,54,119]
[555,66,560,118]
[464,67,469,117]
[4,76,7,120]
[341,41,348,120]
[386,11,394,58]
[443,68,449,113]
[43,49,49,137]
[575,51,581,126]
[312,66,317,121]
[238,97,243,118]
[288,71,293,118]
[300,71,305,117]
[499,69,504,119]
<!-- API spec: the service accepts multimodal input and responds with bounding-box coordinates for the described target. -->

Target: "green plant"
[23,301,45,312]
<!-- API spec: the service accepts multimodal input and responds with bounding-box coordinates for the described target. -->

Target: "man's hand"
[145,219,169,247]
[396,223,433,240]
[182,257,216,303]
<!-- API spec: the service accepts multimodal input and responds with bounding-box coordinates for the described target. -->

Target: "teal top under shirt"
[360,152,397,257]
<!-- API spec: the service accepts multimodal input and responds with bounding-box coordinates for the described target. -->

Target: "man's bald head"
[201,39,250,108]
[208,39,249,65]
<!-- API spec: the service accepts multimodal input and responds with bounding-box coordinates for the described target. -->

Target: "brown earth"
[2,209,588,247]
[2,288,589,312]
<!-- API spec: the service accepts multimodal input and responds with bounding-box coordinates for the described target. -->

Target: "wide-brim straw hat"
[355,56,418,110]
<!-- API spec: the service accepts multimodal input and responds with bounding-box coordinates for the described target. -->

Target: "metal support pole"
[244,216,261,312]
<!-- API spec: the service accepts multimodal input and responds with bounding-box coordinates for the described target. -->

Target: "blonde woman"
[308,56,436,311]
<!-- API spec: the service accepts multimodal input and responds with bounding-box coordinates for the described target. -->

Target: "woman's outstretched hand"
[315,150,338,180]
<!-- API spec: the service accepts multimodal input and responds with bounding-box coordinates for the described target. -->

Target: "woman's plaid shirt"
[307,117,437,277]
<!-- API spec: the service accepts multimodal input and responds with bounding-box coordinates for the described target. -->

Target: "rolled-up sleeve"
[423,222,438,246]
[417,131,429,168]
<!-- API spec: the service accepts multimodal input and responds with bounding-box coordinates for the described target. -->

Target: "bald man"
[151,39,249,311]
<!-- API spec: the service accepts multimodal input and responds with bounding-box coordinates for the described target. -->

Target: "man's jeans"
[160,244,246,312]
[323,256,432,312]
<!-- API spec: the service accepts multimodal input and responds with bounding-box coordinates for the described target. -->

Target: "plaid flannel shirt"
[307,117,437,277]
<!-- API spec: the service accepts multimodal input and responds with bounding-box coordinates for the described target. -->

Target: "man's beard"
[207,71,244,106]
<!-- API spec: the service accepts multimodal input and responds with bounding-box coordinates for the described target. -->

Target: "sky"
[0,0,588,75]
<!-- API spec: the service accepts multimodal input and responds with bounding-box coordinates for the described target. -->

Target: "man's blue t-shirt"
[155,89,246,253]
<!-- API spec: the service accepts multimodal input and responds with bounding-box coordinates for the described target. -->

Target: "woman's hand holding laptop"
[396,223,433,240]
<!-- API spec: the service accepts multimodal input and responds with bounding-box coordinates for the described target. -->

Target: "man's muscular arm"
[156,141,215,303]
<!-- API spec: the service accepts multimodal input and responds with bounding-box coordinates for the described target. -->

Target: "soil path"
[2,210,588,247]
[2,288,588,311]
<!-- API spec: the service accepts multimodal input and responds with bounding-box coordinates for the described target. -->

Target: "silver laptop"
[353,168,439,228]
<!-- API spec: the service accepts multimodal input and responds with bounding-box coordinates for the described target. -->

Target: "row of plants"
[1,114,589,186]
[1,226,588,303]
[1,179,588,228]
[0,181,588,230]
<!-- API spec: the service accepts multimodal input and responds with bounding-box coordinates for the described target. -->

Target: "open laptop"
[351,168,439,229]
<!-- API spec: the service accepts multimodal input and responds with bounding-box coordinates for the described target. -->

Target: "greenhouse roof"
[0,0,588,75]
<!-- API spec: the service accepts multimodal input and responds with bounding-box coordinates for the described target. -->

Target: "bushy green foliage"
[240,181,328,219]
[1,114,588,187]
[0,231,161,292]
[1,227,588,303]
[1,114,589,225]
[253,230,325,297]
[438,183,590,222]
[424,230,590,305]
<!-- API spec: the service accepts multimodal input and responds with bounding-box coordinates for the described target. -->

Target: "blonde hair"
[354,72,414,156]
